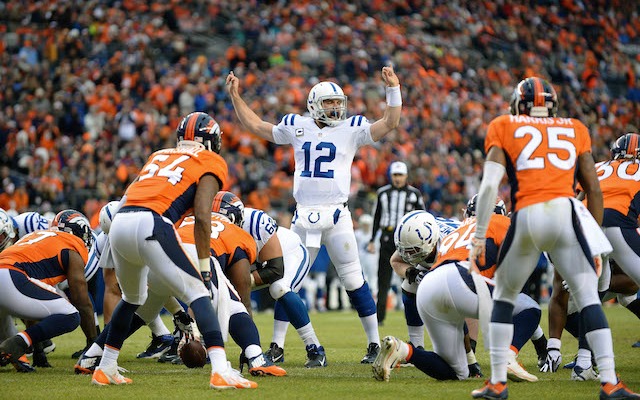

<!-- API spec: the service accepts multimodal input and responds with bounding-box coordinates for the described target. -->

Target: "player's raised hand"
[381,65,399,87]
[226,71,240,96]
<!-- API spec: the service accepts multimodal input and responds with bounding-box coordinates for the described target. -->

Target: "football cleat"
[137,334,174,359]
[361,342,380,364]
[157,337,180,363]
[471,380,508,399]
[372,336,408,382]
[265,342,284,364]
[572,365,599,381]
[91,368,132,386]
[632,341,640,348]
[600,380,640,399]
[506,353,538,382]
[13,355,35,373]
[210,362,258,389]
[75,354,101,375]
[239,352,286,376]
[304,344,327,368]
[0,335,28,366]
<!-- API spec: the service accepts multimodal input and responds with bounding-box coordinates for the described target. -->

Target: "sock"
[511,307,540,351]
[148,315,171,336]
[407,325,424,348]
[272,319,289,348]
[489,300,515,385]
[104,300,138,350]
[359,314,380,345]
[296,323,321,347]
[86,343,103,357]
[190,297,223,349]
[531,326,544,341]
[280,292,311,328]
[208,347,227,374]
[581,304,615,384]
[99,345,120,371]
[229,312,260,354]
[410,345,458,380]
[576,348,592,369]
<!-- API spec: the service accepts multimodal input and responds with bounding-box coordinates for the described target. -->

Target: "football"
[179,340,207,368]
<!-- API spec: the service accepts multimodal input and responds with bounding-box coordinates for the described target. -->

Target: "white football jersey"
[12,211,50,238]
[272,114,374,206]
[242,207,303,262]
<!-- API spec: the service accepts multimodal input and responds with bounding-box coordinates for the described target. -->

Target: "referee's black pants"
[376,231,396,324]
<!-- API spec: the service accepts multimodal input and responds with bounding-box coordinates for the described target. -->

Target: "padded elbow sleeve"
[257,257,285,285]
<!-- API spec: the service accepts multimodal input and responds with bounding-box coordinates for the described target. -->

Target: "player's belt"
[382,226,395,232]
[119,206,154,214]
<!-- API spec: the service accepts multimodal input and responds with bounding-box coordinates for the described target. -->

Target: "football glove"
[468,362,483,378]
[405,267,426,285]
[539,348,562,373]
[173,310,194,334]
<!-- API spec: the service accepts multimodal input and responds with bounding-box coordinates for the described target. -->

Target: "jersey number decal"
[438,222,476,256]
[596,161,640,181]
[301,142,336,178]
[17,230,57,246]
[139,155,190,185]
[515,127,576,171]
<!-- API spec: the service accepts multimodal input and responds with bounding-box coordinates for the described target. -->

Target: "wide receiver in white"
[227,66,402,362]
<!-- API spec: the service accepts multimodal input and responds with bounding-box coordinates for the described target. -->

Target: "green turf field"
[2,305,638,399]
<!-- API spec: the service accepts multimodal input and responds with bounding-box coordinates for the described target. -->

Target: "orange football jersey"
[433,214,511,279]
[124,146,228,224]
[0,229,89,286]
[485,115,592,211]
[178,213,257,271]
[594,159,640,228]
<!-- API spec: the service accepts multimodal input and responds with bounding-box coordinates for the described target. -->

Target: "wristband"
[466,350,477,365]
[250,272,256,288]
[198,258,211,273]
[386,85,402,107]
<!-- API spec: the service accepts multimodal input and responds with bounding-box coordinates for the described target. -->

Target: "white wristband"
[250,273,256,288]
[466,350,477,365]
[386,85,402,107]
[198,258,211,273]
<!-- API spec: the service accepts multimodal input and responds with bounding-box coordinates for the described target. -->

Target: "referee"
[367,161,425,325]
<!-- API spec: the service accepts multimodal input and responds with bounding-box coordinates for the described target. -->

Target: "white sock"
[148,315,171,336]
[531,326,544,341]
[296,323,320,347]
[272,320,289,348]
[489,322,513,384]
[244,344,262,359]
[576,348,592,369]
[360,314,380,345]
[208,347,228,374]
[85,343,104,357]
[407,325,424,348]
[585,328,617,384]
[99,346,120,372]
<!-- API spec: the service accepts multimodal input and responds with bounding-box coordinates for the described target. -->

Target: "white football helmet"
[99,201,120,234]
[394,210,440,265]
[0,208,17,252]
[307,81,347,126]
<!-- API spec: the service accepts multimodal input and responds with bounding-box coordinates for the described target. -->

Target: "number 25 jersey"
[485,115,592,211]
[124,146,228,224]
[272,114,374,206]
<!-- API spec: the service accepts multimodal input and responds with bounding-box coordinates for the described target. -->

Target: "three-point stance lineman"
[227,66,402,362]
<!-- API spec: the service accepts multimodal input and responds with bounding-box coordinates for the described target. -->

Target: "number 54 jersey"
[272,114,374,206]
[124,147,228,224]
[485,115,591,212]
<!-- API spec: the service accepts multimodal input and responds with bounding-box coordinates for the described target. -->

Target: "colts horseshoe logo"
[308,212,321,223]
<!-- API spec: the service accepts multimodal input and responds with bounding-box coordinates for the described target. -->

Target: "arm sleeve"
[474,161,505,239]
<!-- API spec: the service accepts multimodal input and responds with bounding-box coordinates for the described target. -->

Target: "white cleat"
[507,353,539,382]
[372,336,409,382]
[571,365,599,381]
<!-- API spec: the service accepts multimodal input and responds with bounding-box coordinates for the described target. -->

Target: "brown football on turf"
[179,340,207,368]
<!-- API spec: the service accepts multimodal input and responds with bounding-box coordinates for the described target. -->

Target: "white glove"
[539,348,562,373]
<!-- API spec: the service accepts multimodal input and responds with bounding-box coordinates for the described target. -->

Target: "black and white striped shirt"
[370,184,425,240]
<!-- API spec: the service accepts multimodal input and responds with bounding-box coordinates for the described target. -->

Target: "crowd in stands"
[1,0,639,226]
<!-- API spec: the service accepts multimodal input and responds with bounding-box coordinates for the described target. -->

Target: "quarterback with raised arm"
[227,66,401,363]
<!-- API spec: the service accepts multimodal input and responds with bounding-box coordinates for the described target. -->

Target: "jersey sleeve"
[201,151,229,189]
[242,208,277,253]
[574,120,592,156]
[484,116,506,153]
[272,114,299,145]
[350,115,375,147]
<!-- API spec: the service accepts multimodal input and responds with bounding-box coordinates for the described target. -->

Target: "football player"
[241,206,326,368]
[469,77,637,399]
[0,210,97,372]
[93,112,257,389]
[374,207,541,383]
[227,66,402,362]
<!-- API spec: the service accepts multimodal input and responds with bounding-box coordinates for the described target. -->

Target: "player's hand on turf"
[539,348,562,373]
[468,362,483,378]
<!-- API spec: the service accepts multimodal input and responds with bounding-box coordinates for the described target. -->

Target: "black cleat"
[304,344,327,368]
[360,343,380,364]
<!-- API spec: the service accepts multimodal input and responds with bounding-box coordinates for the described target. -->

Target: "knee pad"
[269,280,291,300]
[340,262,365,291]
